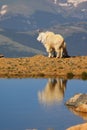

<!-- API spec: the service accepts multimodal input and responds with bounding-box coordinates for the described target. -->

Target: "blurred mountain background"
[0,0,87,57]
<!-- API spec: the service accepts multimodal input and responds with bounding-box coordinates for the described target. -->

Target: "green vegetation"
[67,72,74,79]
[37,73,45,77]
[81,72,87,80]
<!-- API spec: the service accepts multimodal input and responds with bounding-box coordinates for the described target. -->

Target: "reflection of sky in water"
[0,78,87,130]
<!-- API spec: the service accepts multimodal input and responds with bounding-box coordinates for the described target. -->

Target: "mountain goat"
[37,31,69,58]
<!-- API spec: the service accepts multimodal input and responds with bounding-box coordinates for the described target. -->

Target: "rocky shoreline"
[0,55,87,78]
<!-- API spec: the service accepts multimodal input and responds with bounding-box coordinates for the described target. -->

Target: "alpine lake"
[0,77,87,130]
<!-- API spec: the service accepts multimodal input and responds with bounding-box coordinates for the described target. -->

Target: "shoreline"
[0,55,87,79]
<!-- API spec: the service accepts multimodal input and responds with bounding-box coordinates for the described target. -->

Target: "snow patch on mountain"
[0,5,8,16]
[68,0,87,7]
[53,0,87,7]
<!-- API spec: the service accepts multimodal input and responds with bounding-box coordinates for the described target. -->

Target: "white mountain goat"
[37,31,69,58]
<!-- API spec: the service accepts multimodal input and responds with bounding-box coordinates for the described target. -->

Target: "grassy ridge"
[0,55,87,78]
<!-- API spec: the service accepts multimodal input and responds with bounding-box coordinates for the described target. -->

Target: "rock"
[67,123,87,130]
[65,93,87,113]
[0,54,4,58]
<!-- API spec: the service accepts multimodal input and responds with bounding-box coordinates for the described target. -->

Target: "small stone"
[65,93,87,113]
[0,54,4,58]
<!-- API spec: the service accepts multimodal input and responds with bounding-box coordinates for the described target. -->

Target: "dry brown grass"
[0,55,87,78]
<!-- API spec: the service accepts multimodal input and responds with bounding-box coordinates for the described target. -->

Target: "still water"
[0,78,87,130]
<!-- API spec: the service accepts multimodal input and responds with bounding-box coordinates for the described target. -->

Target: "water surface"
[0,78,87,130]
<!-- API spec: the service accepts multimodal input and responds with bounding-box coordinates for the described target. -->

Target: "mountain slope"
[0,0,87,57]
[0,30,45,57]
[0,0,87,31]
[0,22,87,57]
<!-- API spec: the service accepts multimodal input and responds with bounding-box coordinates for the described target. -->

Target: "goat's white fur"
[37,31,68,58]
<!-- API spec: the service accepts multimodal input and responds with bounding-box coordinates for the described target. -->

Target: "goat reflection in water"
[38,78,67,106]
